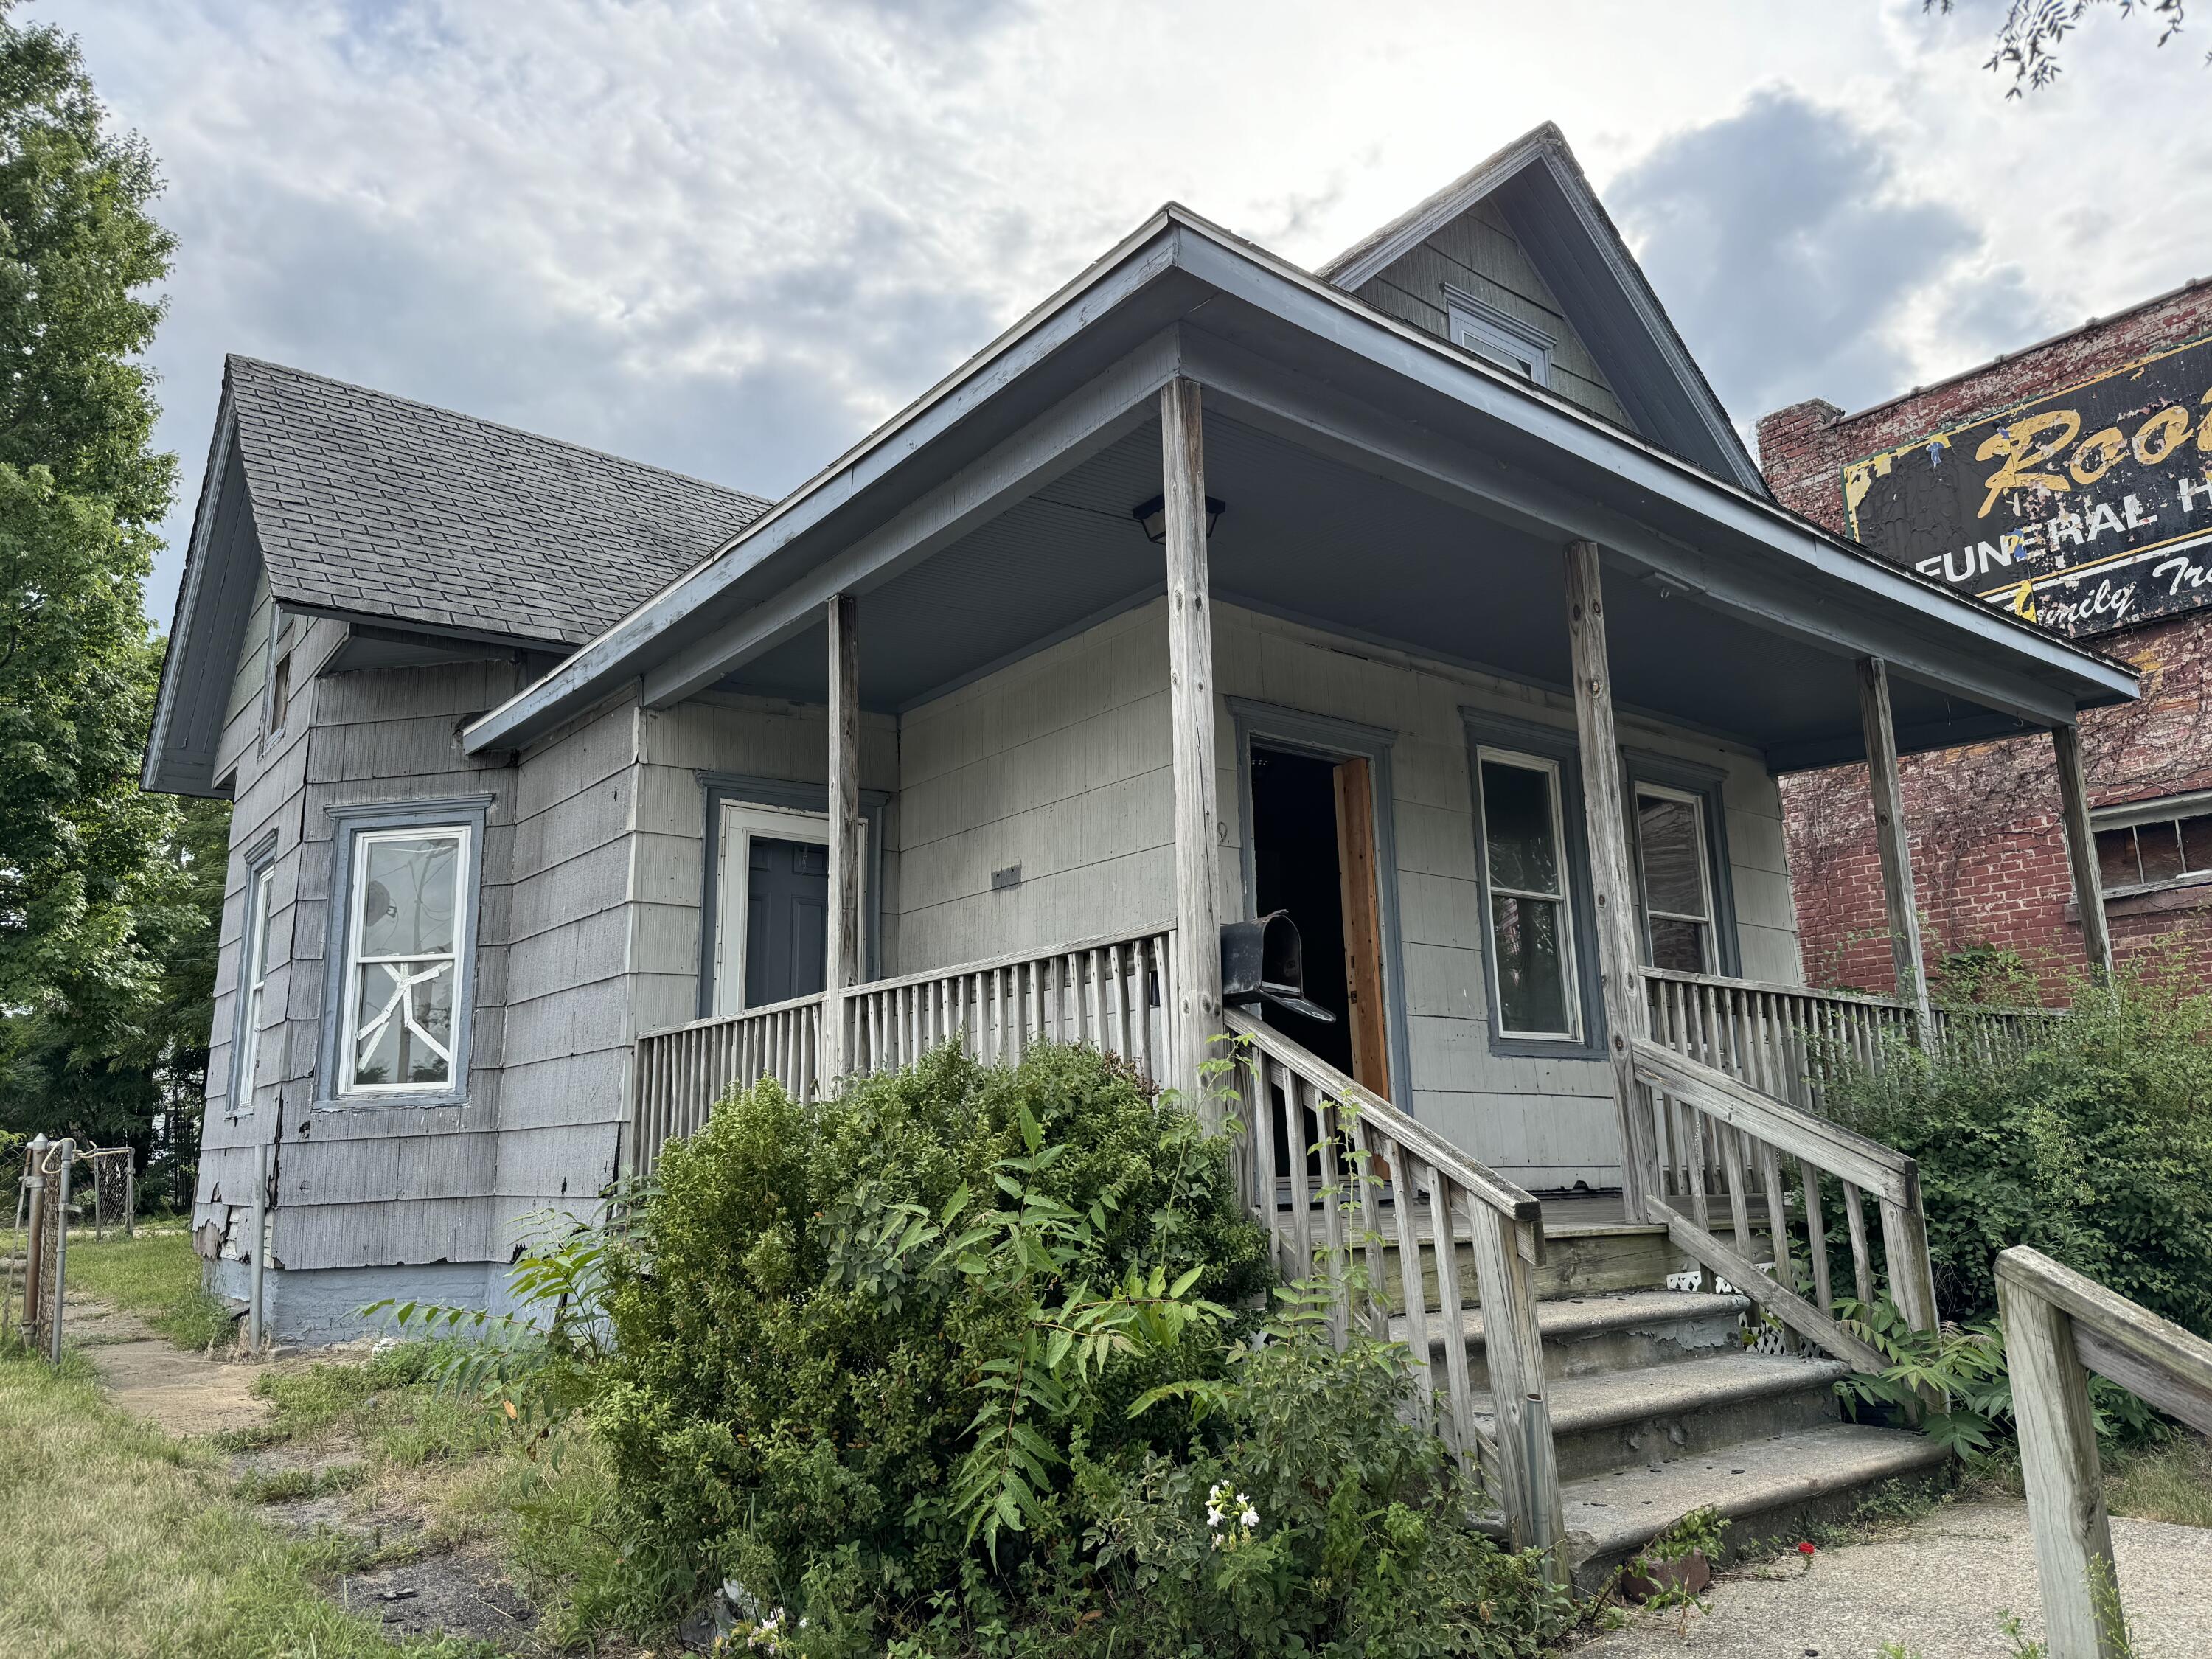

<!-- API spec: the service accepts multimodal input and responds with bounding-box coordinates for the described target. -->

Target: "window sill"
[316,1091,468,1112]
[2069,877,2212,922]
[1486,1033,1608,1062]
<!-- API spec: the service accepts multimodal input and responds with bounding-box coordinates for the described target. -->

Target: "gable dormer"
[1319,124,1765,495]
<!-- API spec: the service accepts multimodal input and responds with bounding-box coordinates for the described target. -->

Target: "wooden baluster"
[1283,1067,1315,1280]
[1352,1116,1392,1340]
[1840,1180,1876,1309]
[1882,1196,1940,1333]
[1421,1164,1480,1480]
[1391,1136,1437,1429]
[1799,1157,1834,1316]
[1248,1047,1278,1225]
[1683,1098,1712,1237]
[1107,944,1130,1062]
[1315,1096,1352,1348]
[1759,1141,1800,1350]
[1720,1123,1753,1258]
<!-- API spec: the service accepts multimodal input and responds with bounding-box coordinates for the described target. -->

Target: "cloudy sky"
[48,0,2212,630]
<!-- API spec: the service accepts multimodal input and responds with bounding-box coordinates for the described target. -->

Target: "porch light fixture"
[1132,493,1225,543]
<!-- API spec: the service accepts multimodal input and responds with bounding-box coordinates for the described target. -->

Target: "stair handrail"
[1628,1034,1936,1376]
[1224,1009,1563,1557]
[1997,1247,2212,1659]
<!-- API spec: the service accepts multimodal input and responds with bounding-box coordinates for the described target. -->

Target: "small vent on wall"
[992,863,1023,893]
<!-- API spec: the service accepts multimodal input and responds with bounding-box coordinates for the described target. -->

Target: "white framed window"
[1474,746,1580,1040]
[229,858,278,1116]
[1445,288,1555,386]
[1635,783,1717,974]
[713,801,869,1016]
[339,825,468,1093]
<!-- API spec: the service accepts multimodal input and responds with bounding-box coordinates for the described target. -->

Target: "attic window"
[1444,288,1554,387]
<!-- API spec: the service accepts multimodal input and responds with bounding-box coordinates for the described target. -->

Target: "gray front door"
[744,837,828,1008]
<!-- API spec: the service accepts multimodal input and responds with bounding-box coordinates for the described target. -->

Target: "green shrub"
[589,1041,1576,1657]
[591,1042,1268,1641]
[1826,967,2212,1334]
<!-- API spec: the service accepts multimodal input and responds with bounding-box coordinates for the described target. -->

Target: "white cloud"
[41,0,2211,628]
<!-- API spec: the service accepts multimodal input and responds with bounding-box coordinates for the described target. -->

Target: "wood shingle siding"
[1356,201,1629,428]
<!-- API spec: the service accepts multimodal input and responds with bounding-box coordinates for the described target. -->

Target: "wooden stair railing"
[1225,1009,1564,1557]
[1997,1247,2212,1658]
[1629,1036,1937,1371]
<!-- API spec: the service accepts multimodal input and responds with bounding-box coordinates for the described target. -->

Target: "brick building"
[1759,279,2212,1000]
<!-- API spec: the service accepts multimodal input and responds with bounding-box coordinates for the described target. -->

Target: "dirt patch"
[67,1293,272,1438]
[1576,1495,2212,1658]
[337,1547,537,1648]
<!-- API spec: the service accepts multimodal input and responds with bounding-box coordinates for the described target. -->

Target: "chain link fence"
[2,1138,136,1360]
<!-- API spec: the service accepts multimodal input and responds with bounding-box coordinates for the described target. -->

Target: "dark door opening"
[744,837,829,1008]
[1249,744,1394,1197]
[1251,746,1357,1072]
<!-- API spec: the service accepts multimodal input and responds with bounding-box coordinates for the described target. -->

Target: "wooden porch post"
[822,592,861,1089]
[1562,540,1655,1221]
[2051,723,2115,980]
[1854,658,1932,1031]
[1162,378,1224,1124]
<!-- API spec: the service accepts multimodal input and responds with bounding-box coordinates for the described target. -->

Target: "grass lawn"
[0,1346,500,1659]
[2105,1433,2212,1528]
[63,1226,233,1349]
[4,1231,641,1655]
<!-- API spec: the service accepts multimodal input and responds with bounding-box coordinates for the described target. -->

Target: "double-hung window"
[323,798,487,1105]
[1635,785,1717,973]
[231,857,278,1116]
[1475,748,1579,1040]
[2093,795,2212,897]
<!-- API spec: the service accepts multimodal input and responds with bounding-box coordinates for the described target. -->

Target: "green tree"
[0,4,214,1184]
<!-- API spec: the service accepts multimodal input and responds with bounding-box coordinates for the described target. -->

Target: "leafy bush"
[591,1043,1268,1643]
[1825,967,2212,1334]
[589,1041,1576,1656]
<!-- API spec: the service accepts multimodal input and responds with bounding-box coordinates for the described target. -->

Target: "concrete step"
[1486,1349,1853,1482]
[1393,1289,1751,1392]
[1554,1421,1952,1591]
[1361,1218,1773,1313]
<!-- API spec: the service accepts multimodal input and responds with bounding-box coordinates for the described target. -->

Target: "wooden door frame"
[1228,698,1413,1109]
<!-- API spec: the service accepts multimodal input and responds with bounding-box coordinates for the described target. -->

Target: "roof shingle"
[225,355,771,648]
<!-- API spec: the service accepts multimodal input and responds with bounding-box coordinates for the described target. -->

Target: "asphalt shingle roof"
[226,355,771,649]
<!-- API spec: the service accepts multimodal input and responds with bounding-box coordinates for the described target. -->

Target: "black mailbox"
[1220,911,1337,1024]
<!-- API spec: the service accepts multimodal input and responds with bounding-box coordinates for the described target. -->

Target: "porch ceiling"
[720,409,2034,771]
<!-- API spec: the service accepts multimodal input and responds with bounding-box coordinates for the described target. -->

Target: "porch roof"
[462,206,2137,773]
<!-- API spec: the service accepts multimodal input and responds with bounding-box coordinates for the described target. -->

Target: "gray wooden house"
[145,125,2134,1573]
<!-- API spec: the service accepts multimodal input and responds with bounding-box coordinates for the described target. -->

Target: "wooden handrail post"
[1162,378,1224,1125]
[823,593,861,1091]
[1563,540,1655,1220]
[1854,658,1932,1035]
[2051,723,2114,981]
[1998,1268,2127,1658]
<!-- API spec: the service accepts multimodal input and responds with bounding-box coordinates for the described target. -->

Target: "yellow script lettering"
[1978,409,2081,516]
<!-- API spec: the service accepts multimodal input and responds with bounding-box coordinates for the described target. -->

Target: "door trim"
[1227,698,1413,1112]
[695,772,888,1018]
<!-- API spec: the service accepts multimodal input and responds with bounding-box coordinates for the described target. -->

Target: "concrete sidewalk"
[1575,1497,2212,1658]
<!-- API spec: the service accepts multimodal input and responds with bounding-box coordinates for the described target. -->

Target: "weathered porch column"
[1562,540,1654,1221]
[821,592,861,1089]
[2050,723,2115,979]
[1161,378,1224,1123]
[1854,657,1932,1030]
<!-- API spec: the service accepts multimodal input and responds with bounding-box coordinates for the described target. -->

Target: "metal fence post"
[49,1139,74,1363]
[21,1135,49,1353]
[125,1154,135,1238]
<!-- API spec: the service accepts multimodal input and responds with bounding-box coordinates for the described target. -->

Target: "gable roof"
[1318,123,1764,494]
[222,355,772,648]
[143,356,772,795]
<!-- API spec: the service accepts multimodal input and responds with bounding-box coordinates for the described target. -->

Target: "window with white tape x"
[341,825,467,1093]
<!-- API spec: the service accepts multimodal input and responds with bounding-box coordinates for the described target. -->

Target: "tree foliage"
[1927,0,2204,94]
[0,4,217,1187]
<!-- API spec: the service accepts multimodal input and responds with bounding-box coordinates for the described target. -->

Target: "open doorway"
[1248,744,1391,1093]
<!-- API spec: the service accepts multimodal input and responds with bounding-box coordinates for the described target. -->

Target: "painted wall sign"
[1841,332,2212,639]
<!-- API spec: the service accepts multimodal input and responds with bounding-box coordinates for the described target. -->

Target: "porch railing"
[1225,1009,1563,1556]
[1642,967,2058,1115]
[628,927,1175,1179]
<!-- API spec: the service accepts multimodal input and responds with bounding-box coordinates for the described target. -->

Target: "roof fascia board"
[634,329,1182,713]
[1166,234,2135,716]
[1174,322,2101,731]
[1504,156,1764,492]
[462,218,1188,754]
[142,401,243,792]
